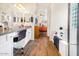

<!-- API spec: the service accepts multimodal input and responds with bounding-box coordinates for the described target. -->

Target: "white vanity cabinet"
[6,32,17,56]
[24,28,32,46]
[0,35,8,56]
[0,28,32,56]
[26,28,32,40]
[59,40,68,56]
[0,32,17,56]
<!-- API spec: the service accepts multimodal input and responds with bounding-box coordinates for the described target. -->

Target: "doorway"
[34,9,48,39]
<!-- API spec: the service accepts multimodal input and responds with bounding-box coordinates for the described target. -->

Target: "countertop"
[0,26,32,36]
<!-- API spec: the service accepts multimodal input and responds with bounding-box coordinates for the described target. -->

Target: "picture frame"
[13,16,16,22]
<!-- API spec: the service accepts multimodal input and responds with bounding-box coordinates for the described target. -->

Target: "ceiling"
[0,3,52,16]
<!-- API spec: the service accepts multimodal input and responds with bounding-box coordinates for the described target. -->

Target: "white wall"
[48,3,68,56]
[49,3,68,42]
[0,3,37,21]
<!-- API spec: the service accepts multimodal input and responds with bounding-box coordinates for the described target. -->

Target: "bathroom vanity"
[0,26,32,56]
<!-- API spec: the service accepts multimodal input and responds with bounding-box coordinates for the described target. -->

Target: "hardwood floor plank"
[23,37,60,56]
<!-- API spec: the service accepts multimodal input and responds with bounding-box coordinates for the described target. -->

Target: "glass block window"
[71,3,78,28]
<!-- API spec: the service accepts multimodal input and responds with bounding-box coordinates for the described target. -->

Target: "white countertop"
[0,26,32,36]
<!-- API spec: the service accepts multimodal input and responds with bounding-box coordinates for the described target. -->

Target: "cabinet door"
[0,32,17,56]
[26,28,32,40]
[59,40,68,56]
[24,28,32,45]
[70,45,77,56]
[6,32,17,56]
[7,33,14,56]
[0,35,8,56]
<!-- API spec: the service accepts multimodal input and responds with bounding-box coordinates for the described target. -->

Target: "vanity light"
[18,4,25,10]
[14,4,30,14]
[15,4,25,11]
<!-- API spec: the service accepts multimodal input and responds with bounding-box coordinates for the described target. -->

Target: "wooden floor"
[23,37,60,56]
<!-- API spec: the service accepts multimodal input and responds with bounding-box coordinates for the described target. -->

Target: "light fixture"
[15,4,25,10]
[14,4,30,14]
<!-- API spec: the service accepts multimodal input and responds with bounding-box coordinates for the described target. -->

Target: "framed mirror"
[13,17,16,22]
